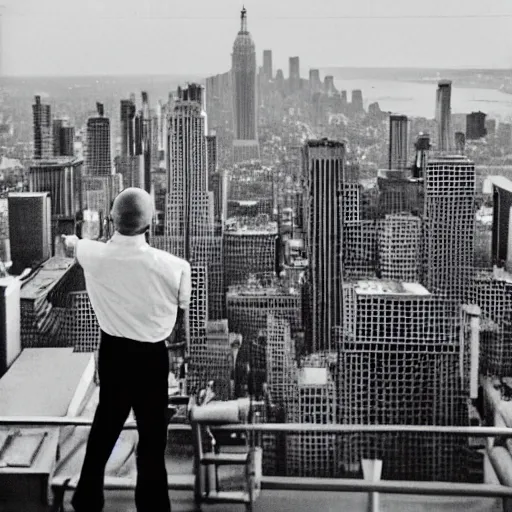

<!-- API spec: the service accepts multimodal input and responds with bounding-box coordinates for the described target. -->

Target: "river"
[332,78,512,121]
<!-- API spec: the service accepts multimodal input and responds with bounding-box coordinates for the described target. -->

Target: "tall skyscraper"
[263,49,273,80]
[423,155,475,303]
[8,192,52,275]
[466,111,487,140]
[231,7,260,163]
[59,126,75,157]
[140,92,152,193]
[309,69,322,94]
[52,119,75,157]
[85,103,111,176]
[289,56,301,93]
[120,99,136,157]
[436,80,452,152]
[29,158,83,218]
[166,84,212,259]
[324,76,338,96]
[206,131,218,178]
[302,139,345,353]
[118,98,137,188]
[32,96,52,160]
[388,114,408,170]
[0,7,4,78]
[455,131,466,154]
[351,90,364,113]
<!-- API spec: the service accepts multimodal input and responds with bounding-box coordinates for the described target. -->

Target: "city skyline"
[1,0,512,76]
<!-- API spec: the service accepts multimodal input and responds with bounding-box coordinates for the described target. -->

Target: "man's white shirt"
[71,232,191,343]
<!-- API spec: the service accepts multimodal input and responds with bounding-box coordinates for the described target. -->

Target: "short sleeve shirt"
[76,232,191,342]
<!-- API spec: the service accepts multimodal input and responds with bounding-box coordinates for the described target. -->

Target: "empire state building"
[232,7,260,163]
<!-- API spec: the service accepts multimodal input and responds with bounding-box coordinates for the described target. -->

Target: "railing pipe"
[1,418,512,437]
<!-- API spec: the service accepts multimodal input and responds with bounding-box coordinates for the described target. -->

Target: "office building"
[324,76,337,96]
[84,103,111,176]
[120,98,136,157]
[231,7,260,163]
[206,131,218,178]
[289,56,301,93]
[455,131,466,154]
[140,92,152,193]
[377,214,422,282]
[28,157,83,218]
[423,155,475,303]
[223,222,278,288]
[337,281,469,481]
[210,169,228,228]
[388,114,408,170]
[0,198,10,269]
[351,90,364,113]
[412,133,431,179]
[204,71,233,130]
[466,111,487,140]
[286,361,337,477]
[309,69,322,95]
[470,267,512,377]
[118,98,137,187]
[166,83,212,260]
[377,169,423,217]
[302,139,344,352]
[436,80,452,152]
[226,278,302,396]
[489,176,512,269]
[8,192,52,275]
[486,118,496,137]
[81,174,122,219]
[32,96,52,159]
[263,50,273,80]
[498,122,512,149]
[0,276,21,379]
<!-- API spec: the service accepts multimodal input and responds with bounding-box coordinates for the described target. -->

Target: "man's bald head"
[111,188,154,236]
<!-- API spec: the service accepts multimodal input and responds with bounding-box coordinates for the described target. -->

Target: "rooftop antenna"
[240,5,247,32]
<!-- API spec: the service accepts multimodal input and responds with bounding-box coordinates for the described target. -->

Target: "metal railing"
[2,417,512,508]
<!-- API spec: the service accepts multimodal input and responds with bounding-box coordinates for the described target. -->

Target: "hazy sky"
[2,0,512,76]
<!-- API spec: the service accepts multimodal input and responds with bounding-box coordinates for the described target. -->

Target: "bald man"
[63,188,191,512]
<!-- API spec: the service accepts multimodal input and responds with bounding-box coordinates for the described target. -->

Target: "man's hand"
[61,234,79,258]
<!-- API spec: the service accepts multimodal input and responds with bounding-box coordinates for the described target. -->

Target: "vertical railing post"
[362,459,382,512]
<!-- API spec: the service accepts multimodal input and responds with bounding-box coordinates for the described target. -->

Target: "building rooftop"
[30,157,83,168]
[353,280,430,297]
[225,221,278,235]
[20,257,75,301]
[427,154,474,164]
[483,175,512,194]
[227,283,299,298]
[306,138,346,148]
[298,367,331,387]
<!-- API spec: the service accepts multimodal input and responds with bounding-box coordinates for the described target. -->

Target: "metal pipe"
[2,419,512,437]
[210,423,512,437]
[0,417,191,431]
[259,477,512,498]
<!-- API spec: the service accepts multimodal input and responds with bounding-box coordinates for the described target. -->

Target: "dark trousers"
[71,330,171,512]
